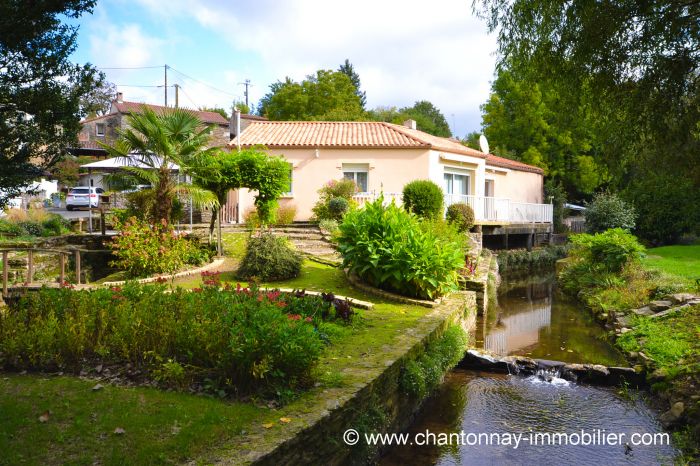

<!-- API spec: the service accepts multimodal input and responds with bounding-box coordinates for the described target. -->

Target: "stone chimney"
[403,119,417,130]
[116,92,123,103]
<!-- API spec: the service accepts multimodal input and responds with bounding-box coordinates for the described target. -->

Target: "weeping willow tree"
[100,106,218,223]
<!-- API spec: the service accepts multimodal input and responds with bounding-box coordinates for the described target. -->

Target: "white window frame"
[95,123,105,136]
[443,167,472,196]
[342,163,369,193]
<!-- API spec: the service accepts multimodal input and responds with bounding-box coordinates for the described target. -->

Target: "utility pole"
[164,64,168,107]
[240,79,251,108]
[174,84,179,108]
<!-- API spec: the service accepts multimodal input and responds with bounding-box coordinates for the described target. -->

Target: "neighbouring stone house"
[72,92,265,190]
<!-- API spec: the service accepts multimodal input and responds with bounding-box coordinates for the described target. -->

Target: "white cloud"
[96,0,498,134]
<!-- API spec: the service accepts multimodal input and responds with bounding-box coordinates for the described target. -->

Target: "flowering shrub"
[311,179,358,221]
[0,282,354,394]
[110,217,212,277]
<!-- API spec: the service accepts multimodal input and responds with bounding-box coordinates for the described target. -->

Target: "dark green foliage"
[402,180,444,220]
[311,179,357,221]
[238,232,303,281]
[0,283,344,393]
[338,59,366,109]
[585,192,636,233]
[0,0,102,209]
[496,245,570,271]
[624,174,700,245]
[399,325,468,397]
[475,0,700,240]
[445,203,475,232]
[337,197,464,299]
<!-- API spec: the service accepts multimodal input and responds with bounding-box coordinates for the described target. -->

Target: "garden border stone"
[101,258,225,287]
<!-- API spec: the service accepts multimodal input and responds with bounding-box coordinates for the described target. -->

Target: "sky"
[70,0,499,138]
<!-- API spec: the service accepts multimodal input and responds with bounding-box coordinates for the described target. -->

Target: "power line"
[115,84,171,88]
[168,66,236,97]
[178,85,201,109]
[97,65,164,70]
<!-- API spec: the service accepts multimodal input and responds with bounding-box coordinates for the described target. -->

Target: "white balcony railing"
[444,194,553,223]
[351,192,553,224]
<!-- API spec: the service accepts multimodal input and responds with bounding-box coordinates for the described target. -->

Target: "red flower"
[305,317,313,323]
[276,301,287,308]
[192,287,203,293]
[287,314,301,321]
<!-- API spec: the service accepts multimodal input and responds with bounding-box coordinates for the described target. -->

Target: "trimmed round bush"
[238,232,303,281]
[402,180,444,219]
[328,197,349,220]
[445,203,475,232]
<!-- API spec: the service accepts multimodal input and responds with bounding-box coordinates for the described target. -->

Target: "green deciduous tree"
[0,0,103,208]
[368,101,452,137]
[100,107,218,223]
[257,70,365,121]
[190,148,290,251]
[474,0,700,242]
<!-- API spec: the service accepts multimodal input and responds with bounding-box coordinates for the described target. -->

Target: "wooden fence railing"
[1,248,83,297]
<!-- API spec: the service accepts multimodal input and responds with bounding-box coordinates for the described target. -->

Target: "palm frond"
[175,184,219,209]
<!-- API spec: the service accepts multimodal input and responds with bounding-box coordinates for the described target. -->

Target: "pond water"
[380,370,677,466]
[380,271,676,465]
[476,272,627,366]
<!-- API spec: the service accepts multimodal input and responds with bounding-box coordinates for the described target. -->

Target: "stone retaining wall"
[219,291,477,465]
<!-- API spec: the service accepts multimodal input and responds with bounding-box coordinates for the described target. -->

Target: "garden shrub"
[328,197,349,219]
[0,282,354,394]
[402,180,444,219]
[584,191,636,233]
[319,219,339,234]
[110,217,208,277]
[275,203,297,225]
[445,203,475,232]
[243,206,261,228]
[311,179,357,221]
[0,208,69,237]
[238,231,303,281]
[559,229,648,308]
[569,228,645,273]
[338,197,464,299]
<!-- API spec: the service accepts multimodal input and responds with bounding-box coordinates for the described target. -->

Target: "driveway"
[47,207,94,220]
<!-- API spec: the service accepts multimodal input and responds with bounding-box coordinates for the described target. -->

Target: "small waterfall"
[527,367,570,386]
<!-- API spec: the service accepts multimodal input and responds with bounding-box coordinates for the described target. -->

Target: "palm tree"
[100,106,218,223]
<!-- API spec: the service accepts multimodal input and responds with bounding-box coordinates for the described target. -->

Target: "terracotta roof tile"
[485,154,544,174]
[234,120,543,174]
[111,101,229,125]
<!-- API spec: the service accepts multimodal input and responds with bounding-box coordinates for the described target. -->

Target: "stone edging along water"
[213,290,477,465]
[461,349,645,387]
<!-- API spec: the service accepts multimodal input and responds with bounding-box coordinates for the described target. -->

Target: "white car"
[66,187,104,210]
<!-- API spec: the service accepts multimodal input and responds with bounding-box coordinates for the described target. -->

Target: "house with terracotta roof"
[230,119,552,228]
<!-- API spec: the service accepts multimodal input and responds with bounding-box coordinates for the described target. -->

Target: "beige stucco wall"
[237,147,432,221]
[234,148,545,222]
[485,167,543,204]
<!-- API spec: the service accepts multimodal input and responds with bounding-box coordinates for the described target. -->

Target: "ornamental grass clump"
[237,231,303,281]
[337,197,464,299]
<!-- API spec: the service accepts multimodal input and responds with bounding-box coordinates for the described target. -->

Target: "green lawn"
[642,244,700,290]
[0,234,435,464]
